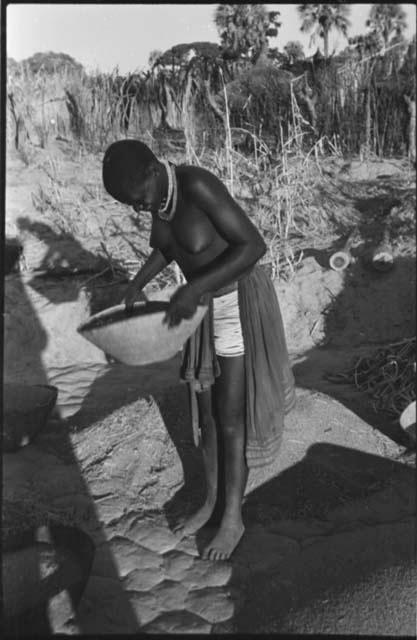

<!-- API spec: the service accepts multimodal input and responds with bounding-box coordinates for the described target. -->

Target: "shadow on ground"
[293,254,415,448]
[3,228,139,634]
[221,444,415,634]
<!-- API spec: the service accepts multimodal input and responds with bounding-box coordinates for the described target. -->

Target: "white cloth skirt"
[212,289,245,357]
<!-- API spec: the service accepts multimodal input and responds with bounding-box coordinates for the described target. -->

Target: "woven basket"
[3,384,58,452]
[77,300,208,366]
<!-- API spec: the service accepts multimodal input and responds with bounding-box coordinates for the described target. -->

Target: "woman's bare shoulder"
[177,164,224,193]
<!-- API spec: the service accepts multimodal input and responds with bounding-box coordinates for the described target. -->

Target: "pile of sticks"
[332,338,416,416]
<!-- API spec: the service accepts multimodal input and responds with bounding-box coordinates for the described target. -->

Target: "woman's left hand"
[164,285,200,328]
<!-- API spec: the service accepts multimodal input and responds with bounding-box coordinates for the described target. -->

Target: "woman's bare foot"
[173,501,215,537]
[202,519,245,561]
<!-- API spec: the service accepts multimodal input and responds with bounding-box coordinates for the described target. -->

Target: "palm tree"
[297,4,351,58]
[366,4,408,47]
[283,41,305,64]
[148,49,163,69]
[214,4,280,63]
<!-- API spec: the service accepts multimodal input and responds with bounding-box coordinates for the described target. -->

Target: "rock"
[141,610,211,634]
[126,521,178,554]
[122,567,164,592]
[175,535,200,557]
[180,558,232,590]
[127,591,159,626]
[103,537,163,577]
[162,550,195,581]
[151,579,189,611]
[100,510,139,540]
[185,586,234,624]
[93,495,131,526]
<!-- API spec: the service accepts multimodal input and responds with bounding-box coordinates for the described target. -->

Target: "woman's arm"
[164,168,266,327]
[184,167,266,298]
[124,248,169,310]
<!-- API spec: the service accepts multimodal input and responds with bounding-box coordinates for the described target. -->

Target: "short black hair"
[102,139,157,203]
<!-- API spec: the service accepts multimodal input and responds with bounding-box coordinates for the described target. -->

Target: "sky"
[7,3,417,74]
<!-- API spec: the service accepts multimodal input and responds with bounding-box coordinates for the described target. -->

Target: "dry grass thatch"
[329,338,416,417]
[6,49,416,282]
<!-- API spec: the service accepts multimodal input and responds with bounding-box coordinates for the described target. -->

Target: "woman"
[102,139,295,560]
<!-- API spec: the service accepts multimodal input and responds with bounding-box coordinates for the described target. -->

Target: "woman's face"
[127,164,162,215]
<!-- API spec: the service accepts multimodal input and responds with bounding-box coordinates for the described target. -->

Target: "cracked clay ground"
[4,364,416,635]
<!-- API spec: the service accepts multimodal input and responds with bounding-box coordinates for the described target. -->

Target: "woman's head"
[102,139,162,212]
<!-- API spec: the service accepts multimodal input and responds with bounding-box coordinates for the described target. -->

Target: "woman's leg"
[202,354,248,561]
[174,388,219,536]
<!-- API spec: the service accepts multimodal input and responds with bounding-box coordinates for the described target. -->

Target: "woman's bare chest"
[150,204,228,275]
[151,204,224,255]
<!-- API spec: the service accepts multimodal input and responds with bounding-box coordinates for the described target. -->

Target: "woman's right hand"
[123,281,142,313]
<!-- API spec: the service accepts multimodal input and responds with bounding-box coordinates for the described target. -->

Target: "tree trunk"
[404,95,416,162]
[156,77,167,128]
[365,86,371,154]
[324,30,329,59]
[253,42,269,66]
[204,80,226,124]
[182,70,196,159]
[300,80,317,130]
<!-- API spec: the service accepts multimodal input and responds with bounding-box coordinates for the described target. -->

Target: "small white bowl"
[400,400,416,430]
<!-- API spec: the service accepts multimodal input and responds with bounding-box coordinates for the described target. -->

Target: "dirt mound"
[337,158,410,182]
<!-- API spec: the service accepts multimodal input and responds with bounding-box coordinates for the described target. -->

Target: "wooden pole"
[188,383,200,448]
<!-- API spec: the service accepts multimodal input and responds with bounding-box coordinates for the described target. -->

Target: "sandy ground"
[3,145,416,634]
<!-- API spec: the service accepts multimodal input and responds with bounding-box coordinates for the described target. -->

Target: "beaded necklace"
[158,159,178,222]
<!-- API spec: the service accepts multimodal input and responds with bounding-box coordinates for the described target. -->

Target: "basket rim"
[78,300,208,333]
